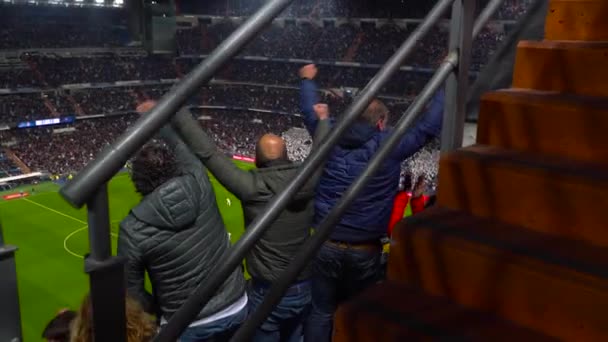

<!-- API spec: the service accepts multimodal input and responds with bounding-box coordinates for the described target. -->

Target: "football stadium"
[2,0,607,341]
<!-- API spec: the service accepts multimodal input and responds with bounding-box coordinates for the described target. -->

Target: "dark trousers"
[304,241,382,342]
[248,279,311,342]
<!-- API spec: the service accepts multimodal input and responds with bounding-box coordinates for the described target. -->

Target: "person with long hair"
[70,295,156,342]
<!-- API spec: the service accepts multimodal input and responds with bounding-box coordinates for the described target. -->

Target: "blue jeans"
[304,241,382,342]
[248,279,311,342]
[179,306,248,342]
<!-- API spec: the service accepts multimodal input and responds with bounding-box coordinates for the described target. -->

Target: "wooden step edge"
[392,207,608,282]
[447,145,608,182]
[334,281,556,341]
[481,88,608,110]
[518,40,608,50]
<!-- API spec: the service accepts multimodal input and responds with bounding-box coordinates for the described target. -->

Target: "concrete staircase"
[66,94,85,116]
[342,32,365,62]
[334,1,608,340]
[43,98,59,117]
[3,149,31,174]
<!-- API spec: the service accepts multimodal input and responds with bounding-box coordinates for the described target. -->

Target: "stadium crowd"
[181,0,531,20]
[8,115,137,175]
[0,4,128,49]
[179,22,504,70]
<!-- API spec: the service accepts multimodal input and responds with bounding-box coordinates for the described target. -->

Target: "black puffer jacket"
[118,128,245,321]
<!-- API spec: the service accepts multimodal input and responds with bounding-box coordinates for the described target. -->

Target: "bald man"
[171,104,330,342]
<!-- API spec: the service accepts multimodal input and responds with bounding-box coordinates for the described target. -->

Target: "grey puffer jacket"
[118,128,245,321]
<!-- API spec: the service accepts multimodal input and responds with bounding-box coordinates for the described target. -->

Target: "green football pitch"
[0,160,253,341]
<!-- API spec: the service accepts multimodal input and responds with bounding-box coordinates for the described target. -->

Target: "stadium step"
[3,149,31,174]
[387,207,608,341]
[513,40,608,98]
[436,144,608,247]
[477,88,608,164]
[545,0,608,41]
[333,281,555,342]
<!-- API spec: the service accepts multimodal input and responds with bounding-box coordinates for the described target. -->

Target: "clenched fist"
[313,103,330,120]
[299,64,318,80]
[136,100,157,114]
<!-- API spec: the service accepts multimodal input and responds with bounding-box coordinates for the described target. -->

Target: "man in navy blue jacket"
[298,64,444,341]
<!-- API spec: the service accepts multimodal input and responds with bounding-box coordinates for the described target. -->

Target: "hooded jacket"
[171,109,330,283]
[300,80,444,242]
[117,127,245,321]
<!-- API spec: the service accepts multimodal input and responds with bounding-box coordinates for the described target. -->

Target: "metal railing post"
[155,0,455,340]
[87,184,111,261]
[441,0,475,152]
[85,184,127,342]
[0,221,22,342]
[60,0,297,209]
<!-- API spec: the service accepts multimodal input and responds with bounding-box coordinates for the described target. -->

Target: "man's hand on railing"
[313,103,330,120]
[299,64,318,80]
[136,100,158,114]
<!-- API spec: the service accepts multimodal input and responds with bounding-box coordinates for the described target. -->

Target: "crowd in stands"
[9,115,137,175]
[5,108,306,174]
[195,109,303,157]
[0,22,128,50]
[0,0,531,177]
[0,93,52,123]
[0,4,128,49]
[178,22,504,70]
[181,0,530,20]
[72,88,137,116]
[0,66,42,89]
[0,82,412,128]
[29,55,177,87]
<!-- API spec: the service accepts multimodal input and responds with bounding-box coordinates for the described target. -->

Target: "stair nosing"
[404,207,608,282]
[482,88,608,109]
[518,40,608,49]
[449,145,608,182]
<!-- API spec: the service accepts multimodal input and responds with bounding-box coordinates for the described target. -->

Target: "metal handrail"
[154,0,456,340]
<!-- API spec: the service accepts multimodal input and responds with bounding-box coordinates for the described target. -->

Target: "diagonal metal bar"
[59,0,297,209]
[231,50,459,342]
[154,0,455,340]
[473,0,506,38]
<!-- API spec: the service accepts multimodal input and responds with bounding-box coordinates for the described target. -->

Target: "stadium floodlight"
[95,0,103,3]
[115,0,123,5]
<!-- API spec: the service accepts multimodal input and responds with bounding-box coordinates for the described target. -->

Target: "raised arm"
[391,88,445,161]
[136,101,202,175]
[170,108,258,201]
[294,103,331,198]
[299,64,320,135]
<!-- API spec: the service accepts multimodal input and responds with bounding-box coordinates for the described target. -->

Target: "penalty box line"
[22,198,86,225]
[20,197,120,259]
